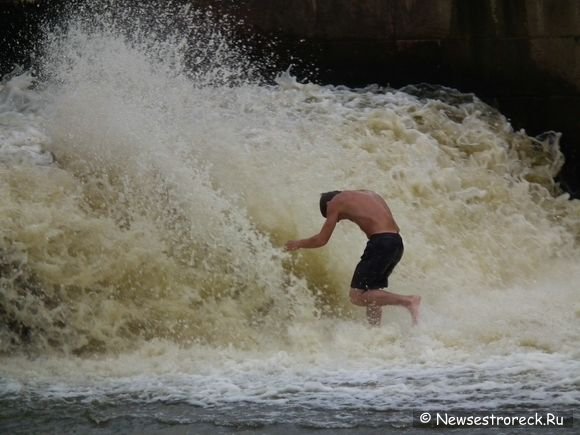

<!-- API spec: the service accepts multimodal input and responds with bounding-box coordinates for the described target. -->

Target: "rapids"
[1,1,579,430]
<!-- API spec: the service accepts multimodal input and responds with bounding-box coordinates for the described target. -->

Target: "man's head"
[319,191,342,218]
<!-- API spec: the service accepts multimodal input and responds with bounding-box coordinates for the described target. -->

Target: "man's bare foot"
[408,296,421,326]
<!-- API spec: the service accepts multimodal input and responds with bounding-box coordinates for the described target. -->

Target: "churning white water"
[1,2,579,430]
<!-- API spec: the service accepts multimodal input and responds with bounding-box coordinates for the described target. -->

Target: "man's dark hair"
[319,191,342,218]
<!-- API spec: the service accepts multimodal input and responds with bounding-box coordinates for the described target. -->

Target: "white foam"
[1,3,579,420]
[0,74,54,166]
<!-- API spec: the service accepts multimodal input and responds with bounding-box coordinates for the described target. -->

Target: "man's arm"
[285,209,338,251]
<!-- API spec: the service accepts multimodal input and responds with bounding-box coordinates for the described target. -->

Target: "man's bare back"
[330,190,400,238]
[285,190,420,326]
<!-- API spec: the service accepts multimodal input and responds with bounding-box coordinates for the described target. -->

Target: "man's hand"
[285,240,302,251]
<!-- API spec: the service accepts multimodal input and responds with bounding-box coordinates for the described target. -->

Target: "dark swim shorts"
[350,232,404,290]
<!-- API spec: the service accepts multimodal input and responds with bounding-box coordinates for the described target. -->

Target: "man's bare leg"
[366,303,382,326]
[350,288,421,326]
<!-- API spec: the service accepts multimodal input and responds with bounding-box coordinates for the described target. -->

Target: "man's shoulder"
[334,190,354,203]
[331,190,363,210]
[341,190,378,200]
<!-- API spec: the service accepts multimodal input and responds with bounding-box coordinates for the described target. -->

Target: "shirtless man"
[285,190,421,326]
